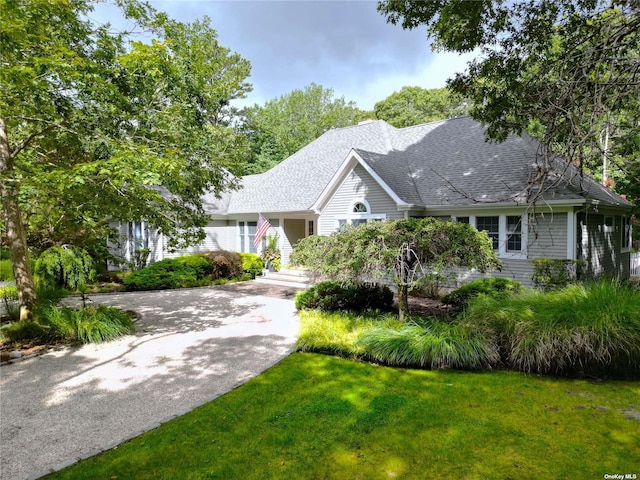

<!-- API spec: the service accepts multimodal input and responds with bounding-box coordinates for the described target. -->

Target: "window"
[476,216,499,250]
[506,216,522,252]
[336,199,385,229]
[622,216,631,250]
[238,221,257,253]
[308,220,315,236]
[353,202,368,213]
[128,221,148,250]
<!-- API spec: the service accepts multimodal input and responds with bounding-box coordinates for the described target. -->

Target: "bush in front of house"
[34,245,96,290]
[206,250,243,280]
[441,277,522,307]
[239,253,264,279]
[123,258,205,291]
[530,258,585,291]
[295,281,394,312]
[0,259,14,282]
[462,280,640,378]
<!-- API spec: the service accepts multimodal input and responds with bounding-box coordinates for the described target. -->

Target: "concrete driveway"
[0,282,300,480]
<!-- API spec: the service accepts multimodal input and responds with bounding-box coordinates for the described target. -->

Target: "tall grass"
[358,318,499,369]
[42,306,135,343]
[463,281,640,377]
[297,311,498,370]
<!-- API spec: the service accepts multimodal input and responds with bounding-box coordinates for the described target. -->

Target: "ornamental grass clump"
[358,317,499,370]
[463,281,640,378]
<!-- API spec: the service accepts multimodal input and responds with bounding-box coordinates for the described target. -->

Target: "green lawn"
[46,353,639,479]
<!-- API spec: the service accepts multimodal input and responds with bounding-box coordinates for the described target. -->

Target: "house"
[111,117,634,285]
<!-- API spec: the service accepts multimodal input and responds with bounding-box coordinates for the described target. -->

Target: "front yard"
[46,352,639,480]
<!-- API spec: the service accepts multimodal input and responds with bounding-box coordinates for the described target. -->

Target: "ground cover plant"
[44,353,640,480]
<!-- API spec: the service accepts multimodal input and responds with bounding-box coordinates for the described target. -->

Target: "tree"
[292,218,500,320]
[241,83,368,174]
[378,0,640,205]
[1,0,251,319]
[374,86,469,128]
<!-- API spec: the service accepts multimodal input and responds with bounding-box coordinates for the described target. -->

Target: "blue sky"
[91,0,475,111]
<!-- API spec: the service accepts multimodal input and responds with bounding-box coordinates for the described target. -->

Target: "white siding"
[318,164,402,235]
[164,220,232,258]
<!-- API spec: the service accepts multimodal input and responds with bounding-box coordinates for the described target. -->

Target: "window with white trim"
[476,216,500,250]
[336,199,386,229]
[506,216,522,252]
[238,221,257,253]
[455,214,527,258]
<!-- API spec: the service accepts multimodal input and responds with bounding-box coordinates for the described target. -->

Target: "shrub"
[239,253,264,279]
[175,254,213,278]
[531,258,584,291]
[295,281,393,312]
[0,259,14,282]
[34,245,96,290]
[206,250,243,280]
[462,281,640,378]
[357,317,499,370]
[124,258,200,291]
[442,277,522,307]
[290,235,332,267]
[1,286,19,322]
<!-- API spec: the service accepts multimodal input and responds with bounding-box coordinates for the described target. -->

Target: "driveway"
[0,282,300,480]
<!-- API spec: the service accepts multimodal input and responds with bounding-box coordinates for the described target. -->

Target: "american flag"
[254,213,272,248]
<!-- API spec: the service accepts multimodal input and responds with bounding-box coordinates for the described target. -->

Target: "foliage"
[292,218,500,320]
[531,258,585,291]
[1,305,134,345]
[1,0,251,317]
[374,86,470,127]
[238,252,264,279]
[462,281,640,378]
[43,306,135,344]
[442,277,522,307]
[34,246,96,291]
[123,258,205,291]
[175,254,213,279]
[358,318,499,370]
[241,83,368,174]
[45,353,639,479]
[206,250,243,280]
[290,235,333,267]
[0,259,13,282]
[379,1,640,208]
[261,234,281,271]
[295,281,394,312]
[1,285,19,322]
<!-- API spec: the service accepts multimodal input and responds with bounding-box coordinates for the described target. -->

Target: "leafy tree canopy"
[241,83,369,174]
[374,86,470,128]
[378,0,640,205]
[1,0,251,317]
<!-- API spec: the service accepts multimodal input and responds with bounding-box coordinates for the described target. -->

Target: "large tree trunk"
[0,118,38,320]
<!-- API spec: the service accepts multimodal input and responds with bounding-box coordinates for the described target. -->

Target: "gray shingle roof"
[220,117,631,214]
